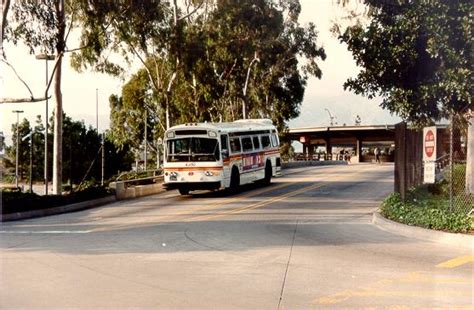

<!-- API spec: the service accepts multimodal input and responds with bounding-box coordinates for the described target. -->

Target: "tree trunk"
[52,55,63,194]
[466,118,473,194]
[52,0,65,195]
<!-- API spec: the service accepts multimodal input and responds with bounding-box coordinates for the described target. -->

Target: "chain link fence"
[395,118,474,216]
[445,116,474,215]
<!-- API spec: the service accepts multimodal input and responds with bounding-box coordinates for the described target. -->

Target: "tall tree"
[109,0,326,146]
[189,0,326,130]
[5,0,66,194]
[339,0,473,192]
[71,0,190,130]
[339,0,472,123]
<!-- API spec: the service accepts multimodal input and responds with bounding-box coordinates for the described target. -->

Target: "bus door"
[228,135,243,177]
[220,134,231,182]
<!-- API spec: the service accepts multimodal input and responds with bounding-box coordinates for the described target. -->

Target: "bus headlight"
[169,171,178,181]
[204,171,214,177]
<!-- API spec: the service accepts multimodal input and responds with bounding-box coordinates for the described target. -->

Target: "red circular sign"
[424,130,435,158]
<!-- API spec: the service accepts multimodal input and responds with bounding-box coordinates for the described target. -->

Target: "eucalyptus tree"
[4,0,66,194]
[176,0,326,131]
[71,0,208,130]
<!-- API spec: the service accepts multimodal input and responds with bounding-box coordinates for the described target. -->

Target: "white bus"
[163,119,281,195]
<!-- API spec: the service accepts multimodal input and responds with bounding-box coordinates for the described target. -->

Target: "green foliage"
[381,190,473,233]
[280,141,295,162]
[442,164,467,195]
[5,118,33,180]
[5,0,57,55]
[340,0,473,124]
[1,186,111,215]
[79,0,325,148]
[4,112,133,185]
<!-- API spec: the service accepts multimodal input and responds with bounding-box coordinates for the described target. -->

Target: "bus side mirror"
[221,149,229,159]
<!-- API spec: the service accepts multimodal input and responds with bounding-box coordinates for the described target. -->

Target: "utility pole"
[144,110,147,171]
[101,133,104,186]
[36,53,55,196]
[12,110,24,189]
[22,130,34,192]
[29,131,33,192]
[96,88,99,132]
[325,108,337,126]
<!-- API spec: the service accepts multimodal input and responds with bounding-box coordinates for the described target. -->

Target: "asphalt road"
[1,164,472,309]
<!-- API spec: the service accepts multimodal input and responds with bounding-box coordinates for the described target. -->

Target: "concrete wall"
[112,176,166,200]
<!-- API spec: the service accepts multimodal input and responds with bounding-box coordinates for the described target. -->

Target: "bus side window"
[221,134,229,158]
[252,136,261,150]
[242,137,253,152]
[261,135,271,149]
[230,137,241,153]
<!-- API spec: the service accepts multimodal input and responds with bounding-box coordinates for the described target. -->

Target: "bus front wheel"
[229,167,240,192]
[178,188,190,195]
[263,161,272,185]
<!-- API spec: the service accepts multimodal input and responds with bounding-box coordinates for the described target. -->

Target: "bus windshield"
[167,137,220,162]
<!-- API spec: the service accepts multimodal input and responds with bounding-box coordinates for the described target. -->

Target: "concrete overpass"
[287,124,396,163]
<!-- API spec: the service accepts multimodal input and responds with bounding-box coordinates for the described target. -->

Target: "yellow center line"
[91,182,295,232]
[92,166,367,232]
[186,182,326,222]
[187,167,371,222]
[436,255,474,269]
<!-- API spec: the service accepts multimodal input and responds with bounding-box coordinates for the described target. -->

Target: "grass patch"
[1,186,112,215]
[380,187,473,233]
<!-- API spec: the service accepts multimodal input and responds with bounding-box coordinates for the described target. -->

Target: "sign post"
[423,126,437,184]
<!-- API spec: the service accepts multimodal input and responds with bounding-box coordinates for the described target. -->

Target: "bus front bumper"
[163,181,222,191]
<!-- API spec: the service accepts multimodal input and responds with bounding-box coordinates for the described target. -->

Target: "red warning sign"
[423,127,436,161]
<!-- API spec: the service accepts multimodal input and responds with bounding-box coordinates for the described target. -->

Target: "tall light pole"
[36,53,55,196]
[12,110,24,188]
[144,110,147,171]
[21,130,34,193]
[325,108,337,126]
[96,88,99,132]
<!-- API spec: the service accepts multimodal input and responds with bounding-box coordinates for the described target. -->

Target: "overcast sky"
[0,0,401,144]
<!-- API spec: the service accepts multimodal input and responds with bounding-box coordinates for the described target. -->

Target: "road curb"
[1,196,117,222]
[372,212,473,249]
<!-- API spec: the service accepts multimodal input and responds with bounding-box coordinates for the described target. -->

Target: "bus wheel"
[263,161,272,185]
[178,188,190,195]
[229,166,240,192]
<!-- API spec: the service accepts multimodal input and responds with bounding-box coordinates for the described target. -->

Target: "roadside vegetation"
[1,185,112,215]
[381,168,473,233]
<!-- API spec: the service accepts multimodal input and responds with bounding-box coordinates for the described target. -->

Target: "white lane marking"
[0,230,92,234]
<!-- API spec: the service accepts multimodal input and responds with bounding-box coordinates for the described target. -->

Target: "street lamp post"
[12,110,24,188]
[96,88,99,132]
[21,130,34,192]
[325,108,337,126]
[36,53,55,196]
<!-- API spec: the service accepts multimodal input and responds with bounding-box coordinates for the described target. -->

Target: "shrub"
[1,186,111,215]
[381,191,473,233]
